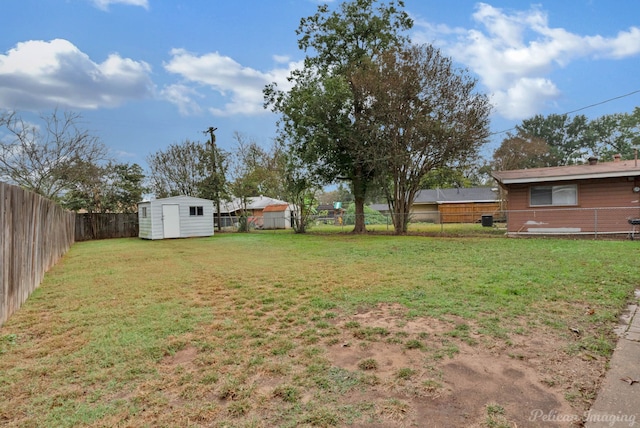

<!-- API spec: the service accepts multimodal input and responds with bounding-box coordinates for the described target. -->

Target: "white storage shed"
[138,196,214,240]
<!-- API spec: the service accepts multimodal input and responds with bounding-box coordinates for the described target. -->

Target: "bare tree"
[229,132,286,199]
[146,139,204,198]
[0,109,109,200]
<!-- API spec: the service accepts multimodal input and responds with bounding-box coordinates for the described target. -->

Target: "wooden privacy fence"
[1,182,75,326]
[439,202,501,223]
[75,213,138,241]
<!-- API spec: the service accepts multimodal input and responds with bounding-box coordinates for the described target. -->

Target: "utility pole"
[204,126,222,231]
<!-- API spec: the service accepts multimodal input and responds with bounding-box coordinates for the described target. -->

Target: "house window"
[530,185,577,206]
[189,206,204,216]
[141,207,148,218]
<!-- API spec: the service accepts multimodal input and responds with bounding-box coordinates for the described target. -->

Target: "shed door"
[162,204,180,238]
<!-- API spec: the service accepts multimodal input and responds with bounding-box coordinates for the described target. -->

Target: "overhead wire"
[489,88,640,137]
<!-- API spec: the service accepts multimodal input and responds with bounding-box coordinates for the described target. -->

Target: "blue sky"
[1,0,639,170]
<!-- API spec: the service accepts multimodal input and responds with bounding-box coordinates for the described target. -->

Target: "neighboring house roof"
[263,204,289,213]
[369,203,389,212]
[414,187,498,204]
[214,196,290,214]
[370,187,498,212]
[492,158,640,185]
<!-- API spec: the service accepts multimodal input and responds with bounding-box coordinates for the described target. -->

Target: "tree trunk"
[353,194,366,233]
[351,171,367,234]
[391,186,413,235]
[392,202,410,235]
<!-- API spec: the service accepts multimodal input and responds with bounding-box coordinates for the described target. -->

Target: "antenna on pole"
[204,127,218,144]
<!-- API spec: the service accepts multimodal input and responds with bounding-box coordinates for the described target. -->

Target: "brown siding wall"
[504,178,640,234]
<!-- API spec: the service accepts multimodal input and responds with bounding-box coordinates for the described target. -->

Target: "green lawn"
[0,233,637,427]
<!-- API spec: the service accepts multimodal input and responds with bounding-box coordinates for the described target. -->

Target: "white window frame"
[530,184,578,207]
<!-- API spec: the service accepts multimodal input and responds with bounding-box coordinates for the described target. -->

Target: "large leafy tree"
[62,162,146,213]
[419,165,487,190]
[265,0,413,233]
[589,108,640,161]
[515,113,593,165]
[106,163,146,213]
[354,44,491,233]
[0,109,109,200]
[496,109,640,170]
[491,133,555,171]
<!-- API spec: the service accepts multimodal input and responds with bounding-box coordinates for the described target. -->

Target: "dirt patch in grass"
[317,303,607,427]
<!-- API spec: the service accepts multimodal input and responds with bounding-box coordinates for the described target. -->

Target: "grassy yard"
[0,232,638,427]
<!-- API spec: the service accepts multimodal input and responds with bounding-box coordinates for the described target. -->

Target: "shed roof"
[492,159,640,185]
[263,204,289,212]
[137,195,214,205]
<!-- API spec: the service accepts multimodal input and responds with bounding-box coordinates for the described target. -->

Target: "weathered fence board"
[74,213,138,241]
[0,182,75,326]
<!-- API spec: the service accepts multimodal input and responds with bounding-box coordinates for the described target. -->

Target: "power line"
[565,89,640,114]
[489,88,640,137]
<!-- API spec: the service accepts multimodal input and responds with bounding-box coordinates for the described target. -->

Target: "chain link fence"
[215,206,640,239]
[503,206,640,238]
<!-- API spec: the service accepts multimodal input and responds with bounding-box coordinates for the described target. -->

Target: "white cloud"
[491,77,560,119]
[163,49,302,117]
[0,39,154,110]
[413,2,640,120]
[273,55,291,64]
[89,0,149,11]
[160,84,203,116]
[115,149,137,158]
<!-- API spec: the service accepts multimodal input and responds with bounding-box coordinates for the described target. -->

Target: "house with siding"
[138,196,214,240]
[214,196,292,228]
[491,155,640,237]
[371,187,500,224]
